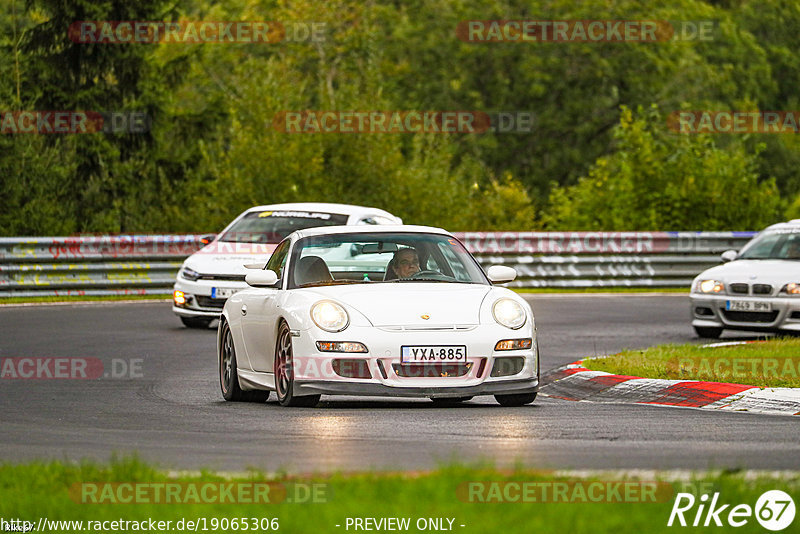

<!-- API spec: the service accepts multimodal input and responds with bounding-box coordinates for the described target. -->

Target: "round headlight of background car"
[492,298,526,329]
[695,279,724,293]
[310,300,349,332]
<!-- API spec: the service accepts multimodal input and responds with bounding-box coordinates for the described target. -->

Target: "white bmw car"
[691,219,800,338]
[173,203,401,328]
[217,225,539,407]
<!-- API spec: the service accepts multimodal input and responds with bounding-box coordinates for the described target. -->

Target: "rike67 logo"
[668,490,795,531]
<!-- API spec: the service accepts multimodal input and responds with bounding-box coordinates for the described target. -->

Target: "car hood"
[185,243,277,275]
[311,283,493,327]
[700,259,800,285]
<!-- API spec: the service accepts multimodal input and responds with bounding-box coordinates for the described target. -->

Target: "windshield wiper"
[387,278,463,283]
[297,279,366,288]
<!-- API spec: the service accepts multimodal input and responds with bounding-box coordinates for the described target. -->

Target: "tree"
[543,105,780,230]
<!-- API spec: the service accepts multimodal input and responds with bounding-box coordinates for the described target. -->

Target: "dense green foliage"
[1,0,798,234]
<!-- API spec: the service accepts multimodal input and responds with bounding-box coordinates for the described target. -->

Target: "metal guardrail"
[0,232,757,297]
[457,231,756,288]
[0,236,204,298]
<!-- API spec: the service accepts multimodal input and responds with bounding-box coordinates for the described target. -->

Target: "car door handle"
[241,304,247,316]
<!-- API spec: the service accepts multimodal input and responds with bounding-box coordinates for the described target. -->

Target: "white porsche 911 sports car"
[217,225,539,407]
[173,202,401,328]
[691,219,800,338]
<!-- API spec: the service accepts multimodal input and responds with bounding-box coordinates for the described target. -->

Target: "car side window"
[265,240,290,281]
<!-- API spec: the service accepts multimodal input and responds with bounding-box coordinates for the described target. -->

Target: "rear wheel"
[181,316,213,329]
[274,321,320,407]
[694,326,723,339]
[219,321,270,402]
[494,392,537,407]
[430,396,473,406]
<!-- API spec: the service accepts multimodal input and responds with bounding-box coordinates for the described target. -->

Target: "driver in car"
[392,248,421,278]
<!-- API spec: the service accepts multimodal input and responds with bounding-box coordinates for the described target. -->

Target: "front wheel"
[274,321,320,407]
[219,321,270,402]
[694,326,723,339]
[494,392,537,407]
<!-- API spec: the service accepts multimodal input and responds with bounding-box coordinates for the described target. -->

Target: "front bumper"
[172,279,248,319]
[690,294,800,333]
[268,323,539,399]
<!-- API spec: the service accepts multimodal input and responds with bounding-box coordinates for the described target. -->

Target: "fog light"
[494,338,532,351]
[316,341,368,353]
[173,290,186,306]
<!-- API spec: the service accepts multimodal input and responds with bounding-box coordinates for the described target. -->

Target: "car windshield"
[218,210,349,243]
[738,229,800,260]
[287,232,489,288]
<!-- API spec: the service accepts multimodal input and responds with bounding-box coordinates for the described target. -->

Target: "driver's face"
[395,250,420,278]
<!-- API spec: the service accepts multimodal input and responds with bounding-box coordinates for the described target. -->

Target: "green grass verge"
[0,458,796,534]
[513,287,687,294]
[584,338,800,388]
[0,294,169,304]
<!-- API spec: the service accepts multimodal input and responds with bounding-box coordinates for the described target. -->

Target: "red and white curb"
[541,361,800,416]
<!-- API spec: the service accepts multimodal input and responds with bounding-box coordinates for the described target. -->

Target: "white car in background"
[217,225,539,407]
[691,219,800,338]
[173,203,401,328]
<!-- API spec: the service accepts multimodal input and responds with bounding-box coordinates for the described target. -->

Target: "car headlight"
[310,300,349,332]
[782,283,800,295]
[181,267,201,281]
[492,298,526,329]
[694,279,724,293]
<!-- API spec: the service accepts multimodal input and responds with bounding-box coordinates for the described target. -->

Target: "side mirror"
[245,269,279,288]
[487,265,517,283]
[720,250,738,263]
[199,233,216,245]
[244,262,267,270]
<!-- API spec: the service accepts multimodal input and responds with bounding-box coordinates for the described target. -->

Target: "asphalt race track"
[1,295,798,472]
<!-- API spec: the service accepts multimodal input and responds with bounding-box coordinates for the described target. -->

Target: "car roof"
[763,220,800,231]
[290,224,453,240]
[243,202,398,218]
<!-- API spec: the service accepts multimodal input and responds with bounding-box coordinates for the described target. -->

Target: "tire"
[494,392,537,407]
[274,321,320,407]
[694,326,723,339]
[219,321,270,402]
[181,316,213,329]
[430,396,473,406]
